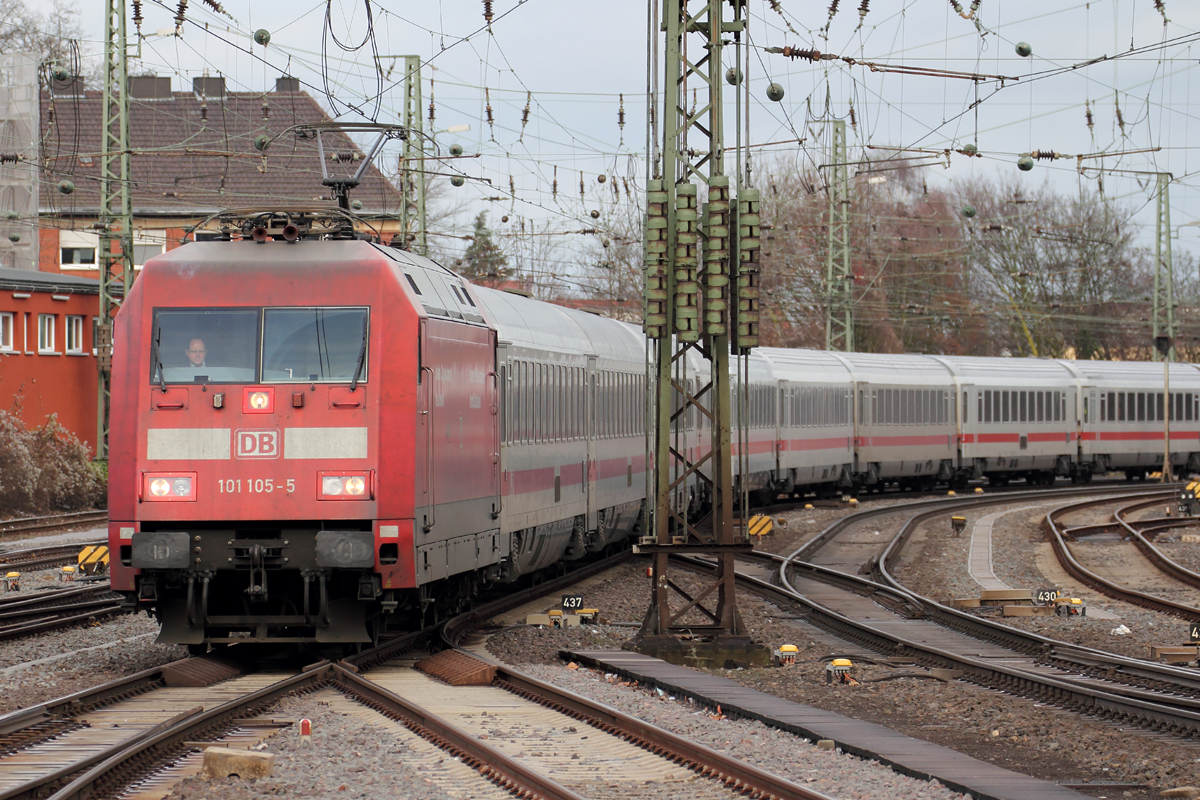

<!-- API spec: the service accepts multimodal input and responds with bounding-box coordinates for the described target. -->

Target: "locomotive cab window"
[261,307,369,383]
[151,308,259,384]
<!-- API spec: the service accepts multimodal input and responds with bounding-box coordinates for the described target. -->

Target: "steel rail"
[488,660,838,800]
[0,542,106,571]
[862,489,1200,692]
[0,513,106,536]
[1042,495,1200,621]
[333,665,586,800]
[1111,502,1200,594]
[39,665,331,800]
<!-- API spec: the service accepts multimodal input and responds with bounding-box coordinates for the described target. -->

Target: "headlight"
[319,472,372,500]
[142,472,197,502]
[242,387,275,414]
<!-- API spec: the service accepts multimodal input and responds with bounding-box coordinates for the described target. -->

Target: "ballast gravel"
[0,609,183,715]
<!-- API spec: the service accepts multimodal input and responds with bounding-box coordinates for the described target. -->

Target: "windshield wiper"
[151,323,165,392]
[350,313,368,391]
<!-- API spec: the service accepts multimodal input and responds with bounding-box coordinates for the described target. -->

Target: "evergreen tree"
[461,212,512,287]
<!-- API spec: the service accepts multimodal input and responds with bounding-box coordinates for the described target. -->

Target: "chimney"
[275,76,300,93]
[192,76,226,98]
[128,75,171,99]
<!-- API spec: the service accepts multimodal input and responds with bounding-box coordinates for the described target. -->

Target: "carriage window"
[1001,391,1009,423]
[1187,393,1194,423]
[1137,392,1146,422]
[260,307,369,384]
[152,307,260,384]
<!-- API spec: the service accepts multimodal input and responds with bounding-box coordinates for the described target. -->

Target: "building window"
[38,314,56,353]
[60,231,99,269]
[65,315,84,354]
[132,231,167,269]
[0,312,12,352]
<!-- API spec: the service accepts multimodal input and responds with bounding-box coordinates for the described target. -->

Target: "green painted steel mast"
[825,119,853,351]
[1152,173,1175,362]
[638,0,763,653]
[96,0,133,460]
[399,56,427,255]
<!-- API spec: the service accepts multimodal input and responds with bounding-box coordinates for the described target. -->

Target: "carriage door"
[585,356,599,531]
[853,381,869,473]
[958,383,973,468]
[776,380,787,478]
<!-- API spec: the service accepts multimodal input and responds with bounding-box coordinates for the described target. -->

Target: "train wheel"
[187,643,207,656]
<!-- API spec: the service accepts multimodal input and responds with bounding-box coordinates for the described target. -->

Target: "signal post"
[634,0,769,668]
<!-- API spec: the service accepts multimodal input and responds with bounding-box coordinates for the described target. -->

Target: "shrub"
[0,411,104,514]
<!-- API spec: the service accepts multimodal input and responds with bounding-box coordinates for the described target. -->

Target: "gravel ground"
[0,608,184,714]
[164,691,762,800]
[165,693,480,800]
[484,551,1200,800]
[897,500,1198,659]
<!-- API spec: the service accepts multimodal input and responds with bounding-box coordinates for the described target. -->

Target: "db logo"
[235,429,280,459]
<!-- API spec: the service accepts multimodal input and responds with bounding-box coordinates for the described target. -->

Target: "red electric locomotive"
[108,213,512,647]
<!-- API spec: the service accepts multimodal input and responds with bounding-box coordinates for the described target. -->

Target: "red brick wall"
[0,289,99,453]
[38,228,62,274]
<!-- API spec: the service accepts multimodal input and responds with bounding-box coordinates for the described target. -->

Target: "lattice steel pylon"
[825,119,853,352]
[1152,173,1175,362]
[96,0,133,460]
[637,0,766,664]
[398,56,427,255]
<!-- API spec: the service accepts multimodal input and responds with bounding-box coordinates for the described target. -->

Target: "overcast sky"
[69,1,1200,260]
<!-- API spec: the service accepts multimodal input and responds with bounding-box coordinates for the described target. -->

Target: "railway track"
[0,549,834,800]
[0,585,123,641]
[1044,493,1200,620]
[0,543,106,572]
[670,483,1200,742]
[0,513,106,538]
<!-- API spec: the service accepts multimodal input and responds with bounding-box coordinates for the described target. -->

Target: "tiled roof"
[39,83,405,218]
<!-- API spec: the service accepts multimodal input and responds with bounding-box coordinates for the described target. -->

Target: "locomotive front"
[106,239,419,647]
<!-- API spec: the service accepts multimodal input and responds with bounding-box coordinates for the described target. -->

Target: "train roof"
[1054,358,1200,387]
[471,285,644,364]
[826,351,953,384]
[930,354,1077,385]
[756,347,854,382]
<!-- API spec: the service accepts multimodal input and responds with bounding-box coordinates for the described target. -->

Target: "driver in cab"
[186,338,207,368]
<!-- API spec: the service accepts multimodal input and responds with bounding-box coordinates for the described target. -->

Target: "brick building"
[0,267,107,450]
[2,75,407,453]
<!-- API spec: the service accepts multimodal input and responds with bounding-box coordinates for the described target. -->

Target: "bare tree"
[0,0,89,81]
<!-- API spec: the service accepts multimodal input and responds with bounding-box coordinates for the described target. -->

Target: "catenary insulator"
[579,171,585,201]
[202,0,225,13]
[590,210,600,219]
[735,189,762,351]
[1017,155,1034,171]
[254,29,271,46]
[509,175,515,195]
[597,174,606,183]
[58,180,74,194]
[175,0,188,28]
[617,94,625,129]
[766,83,785,102]
[132,0,143,34]
[643,179,668,338]
[450,175,465,187]
[449,143,463,156]
[261,101,269,122]
[501,215,509,223]
[351,199,364,210]
[254,135,270,152]
[1015,42,1032,58]
[962,205,976,218]
[428,80,436,127]
[552,166,558,199]
[483,0,493,24]
[848,104,857,132]
[1085,104,1094,133]
[725,67,742,86]
[7,233,18,243]
[485,89,494,137]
